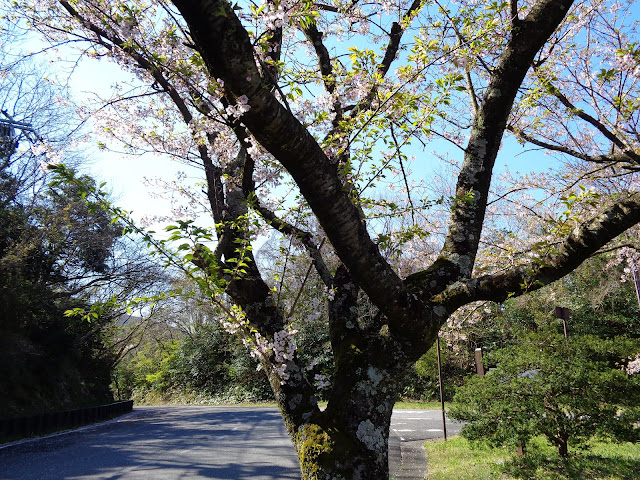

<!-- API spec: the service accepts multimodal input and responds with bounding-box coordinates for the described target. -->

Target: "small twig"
[288,238,326,320]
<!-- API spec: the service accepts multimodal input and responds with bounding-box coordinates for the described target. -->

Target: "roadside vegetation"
[431,255,640,479]
[0,43,166,417]
[113,254,640,415]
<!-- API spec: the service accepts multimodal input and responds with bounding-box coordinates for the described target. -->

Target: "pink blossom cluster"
[220,310,249,334]
[245,327,298,384]
[263,5,289,30]
[324,286,336,301]
[616,53,640,77]
[226,95,251,119]
[31,141,63,171]
[627,355,640,375]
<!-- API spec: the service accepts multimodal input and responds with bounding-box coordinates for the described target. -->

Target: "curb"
[390,436,427,480]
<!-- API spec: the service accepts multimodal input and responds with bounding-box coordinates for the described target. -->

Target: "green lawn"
[137,395,447,410]
[424,436,640,480]
[394,400,446,410]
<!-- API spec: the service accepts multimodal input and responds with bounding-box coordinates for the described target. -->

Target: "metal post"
[0,111,40,158]
[474,347,484,377]
[436,336,447,440]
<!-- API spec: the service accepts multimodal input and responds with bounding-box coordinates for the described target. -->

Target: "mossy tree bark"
[166,0,640,478]
[53,0,640,477]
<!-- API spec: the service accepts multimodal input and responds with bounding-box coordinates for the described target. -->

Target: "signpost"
[474,347,485,377]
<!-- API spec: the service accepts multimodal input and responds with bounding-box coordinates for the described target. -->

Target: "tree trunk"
[279,266,411,479]
[289,374,399,480]
[292,417,391,479]
[557,432,569,457]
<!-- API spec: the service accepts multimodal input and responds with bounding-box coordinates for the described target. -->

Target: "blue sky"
[21,1,563,238]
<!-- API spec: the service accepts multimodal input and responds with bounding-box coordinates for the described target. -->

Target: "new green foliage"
[449,331,640,457]
[0,169,118,416]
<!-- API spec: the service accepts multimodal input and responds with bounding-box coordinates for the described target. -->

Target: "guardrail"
[0,400,133,442]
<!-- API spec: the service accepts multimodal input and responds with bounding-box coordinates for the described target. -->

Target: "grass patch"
[394,400,446,410]
[424,436,640,480]
[424,436,511,480]
[135,393,445,411]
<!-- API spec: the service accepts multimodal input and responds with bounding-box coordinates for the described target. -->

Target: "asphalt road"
[0,406,461,480]
[389,409,464,480]
[390,409,463,443]
[0,406,299,480]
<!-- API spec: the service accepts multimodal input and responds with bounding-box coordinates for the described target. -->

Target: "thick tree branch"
[302,24,336,96]
[378,0,422,78]
[440,192,640,307]
[510,0,520,25]
[171,0,425,335]
[302,23,344,129]
[434,0,575,286]
[351,0,423,116]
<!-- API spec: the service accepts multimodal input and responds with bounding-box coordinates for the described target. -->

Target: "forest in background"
[1,57,638,416]
[111,253,640,406]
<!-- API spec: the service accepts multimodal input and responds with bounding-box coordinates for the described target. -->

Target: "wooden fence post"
[474,347,484,377]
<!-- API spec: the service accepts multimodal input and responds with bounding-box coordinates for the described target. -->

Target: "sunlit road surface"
[0,406,462,480]
[390,409,463,443]
[0,406,300,480]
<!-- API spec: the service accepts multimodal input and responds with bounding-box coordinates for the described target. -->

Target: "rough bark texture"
[53,0,640,477]
[162,0,640,478]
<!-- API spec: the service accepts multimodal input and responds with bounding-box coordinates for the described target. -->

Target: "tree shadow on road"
[0,406,301,480]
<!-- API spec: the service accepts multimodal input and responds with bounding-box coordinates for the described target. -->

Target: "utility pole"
[0,110,39,160]
[0,119,17,159]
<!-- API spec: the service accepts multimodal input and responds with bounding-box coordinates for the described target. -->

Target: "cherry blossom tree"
[12,0,640,477]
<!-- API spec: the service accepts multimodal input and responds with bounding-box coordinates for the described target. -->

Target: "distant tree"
[454,255,640,361]
[449,331,640,457]
[0,33,166,414]
[112,280,274,402]
[0,168,118,415]
[0,156,170,415]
